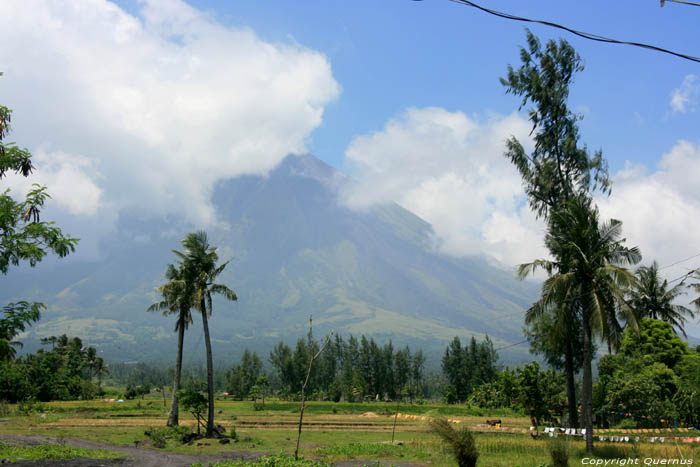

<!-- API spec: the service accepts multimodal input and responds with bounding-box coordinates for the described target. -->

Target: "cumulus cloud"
[0,0,339,225]
[342,106,700,285]
[342,107,548,265]
[670,74,699,113]
[597,140,700,279]
[5,149,103,216]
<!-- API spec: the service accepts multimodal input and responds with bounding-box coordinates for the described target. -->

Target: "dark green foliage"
[500,31,610,220]
[619,318,688,369]
[515,362,566,427]
[673,353,700,426]
[524,310,582,370]
[429,417,478,467]
[270,333,425,402]
[178,388,208,414]
[0,334,100,402]
[594,318,698,428]
[468,367,520,409]
[441,335,498,403]
[227,348,262,399]
[0,301,42,361]
[125,383,152,400]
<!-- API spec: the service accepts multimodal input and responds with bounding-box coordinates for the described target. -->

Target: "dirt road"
[0,434,264,467]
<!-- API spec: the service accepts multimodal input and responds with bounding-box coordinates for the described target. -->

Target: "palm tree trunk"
[201,300,215,437]
[582,312,594,453]
[565,340,578,428]
[167,315,186,427]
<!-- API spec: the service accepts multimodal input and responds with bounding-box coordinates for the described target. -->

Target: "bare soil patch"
[0,434,264,467]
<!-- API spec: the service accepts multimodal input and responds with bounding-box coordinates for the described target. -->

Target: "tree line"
[0,334,106,403]
[227,333,427,403]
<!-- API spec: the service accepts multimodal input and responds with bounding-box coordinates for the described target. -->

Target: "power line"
[667,268,698,285]
[662,0,700,7]
[494,339,528,351]
[659,253,700,271]
[432,0,700,64]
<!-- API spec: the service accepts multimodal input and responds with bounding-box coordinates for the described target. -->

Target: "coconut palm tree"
[94,357,108,393]
[688,269,700,311]
[148,263,193,427]
[628,261,695,338]
[0,302,42,361]
[519,195,641,453]
[176,231,237,437]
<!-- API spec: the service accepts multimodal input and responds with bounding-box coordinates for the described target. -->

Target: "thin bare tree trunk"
[201,300,215,437]
[167,315,185,426]
[295,332,332,460]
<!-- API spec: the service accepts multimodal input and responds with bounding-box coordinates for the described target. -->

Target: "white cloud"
[5,149,103,216]
[0,0,339,225]
[670,74,699,113]
[342,107,700,283]
[342,107,548,265]
[597,139,700,280]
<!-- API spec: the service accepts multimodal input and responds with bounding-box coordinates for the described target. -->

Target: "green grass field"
[0,396,697,466]
[0,439,125,462]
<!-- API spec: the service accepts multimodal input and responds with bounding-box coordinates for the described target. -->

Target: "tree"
[501,31,610,430]
[629,261,695,337]
[148,262,193,427]
[294,324,331,460]
[441,336,498,404]
[175,231,237,437]
[520,195,641,452]
[94,357,108,393]
[1,79,78,360]
[619,318,688,370]
[516,361,565,428]
[178,389,208,436]
[254,375,270,408]
[227,349,262,399]
[690,269,700,310]
[673,353,700,427]
[0,302,42,361]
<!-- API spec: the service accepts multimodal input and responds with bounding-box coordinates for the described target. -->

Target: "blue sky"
[1,0,699,301]
[160,0,700,174]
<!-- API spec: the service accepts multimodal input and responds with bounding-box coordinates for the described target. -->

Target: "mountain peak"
[274,153,348,189]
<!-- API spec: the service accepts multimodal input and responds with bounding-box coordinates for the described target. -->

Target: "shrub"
[429,418,478,467]
[144,425,194,446]
[547,438,570,467]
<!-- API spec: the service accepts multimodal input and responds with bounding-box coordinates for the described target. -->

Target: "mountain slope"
[4,154,538,364]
